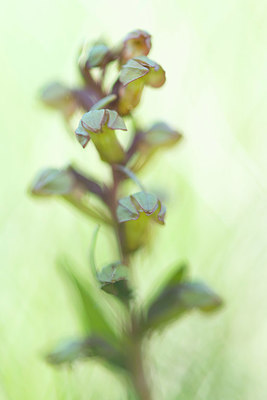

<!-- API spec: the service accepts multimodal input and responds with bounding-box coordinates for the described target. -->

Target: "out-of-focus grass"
[1,0,267,399]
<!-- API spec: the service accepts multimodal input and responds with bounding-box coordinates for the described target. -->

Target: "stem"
[129,315,153,400]
[108,166,153,400]
[130,343,152,400]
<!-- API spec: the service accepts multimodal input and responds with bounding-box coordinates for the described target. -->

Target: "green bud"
[31,168,75,197]
[143,123,182,148]
[75,109,127,164]
[98,263,131,301]
[30,167,112,225]
[117,192,166,253]
[120,30,151,65]
[130,123,182,172]
[40,82,76,118]
[87,43,110,68]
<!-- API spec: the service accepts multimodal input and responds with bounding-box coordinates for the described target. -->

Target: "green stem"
[129,315,153,400]
[109,167,153,400]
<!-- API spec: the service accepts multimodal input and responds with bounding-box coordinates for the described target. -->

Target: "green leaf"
[46,338,88,365]
[46,336,127,370]
[31,168,74,196]
[166,262,189,286]
[89,225,100,280]
[59,260,118,342]
[145,280,223,331]
[98,263,131,301]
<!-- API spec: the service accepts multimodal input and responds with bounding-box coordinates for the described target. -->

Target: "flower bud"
[98,263,131,301]
[86,43,110,68]
[120,30,151,65]
[40,82,76,118]
[75,109,127,164]
[118,56,165,115]
[117,191,166,253]
[31,168,75,197]
[129,123,182,172]
[31,167,112,225]
[143,123,182,148]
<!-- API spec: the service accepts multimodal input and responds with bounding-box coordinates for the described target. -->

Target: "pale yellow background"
[1,0,267,399]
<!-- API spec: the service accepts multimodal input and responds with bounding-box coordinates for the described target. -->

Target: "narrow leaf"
[89,225,100,280]
[146,280,223,331]
[59,260,118,342]
[46,335,127,370]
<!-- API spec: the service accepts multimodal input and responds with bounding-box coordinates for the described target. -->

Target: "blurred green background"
[1,0,267,399]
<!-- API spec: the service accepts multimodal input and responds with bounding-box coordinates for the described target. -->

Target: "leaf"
[46,336,127,370]
[98,263,131,301]
[166,262,189,286]
[46,338,88,365]
[89,225,100,280]
[59,260,118,342]
[31,168,74,196]
[145,280,223,331]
